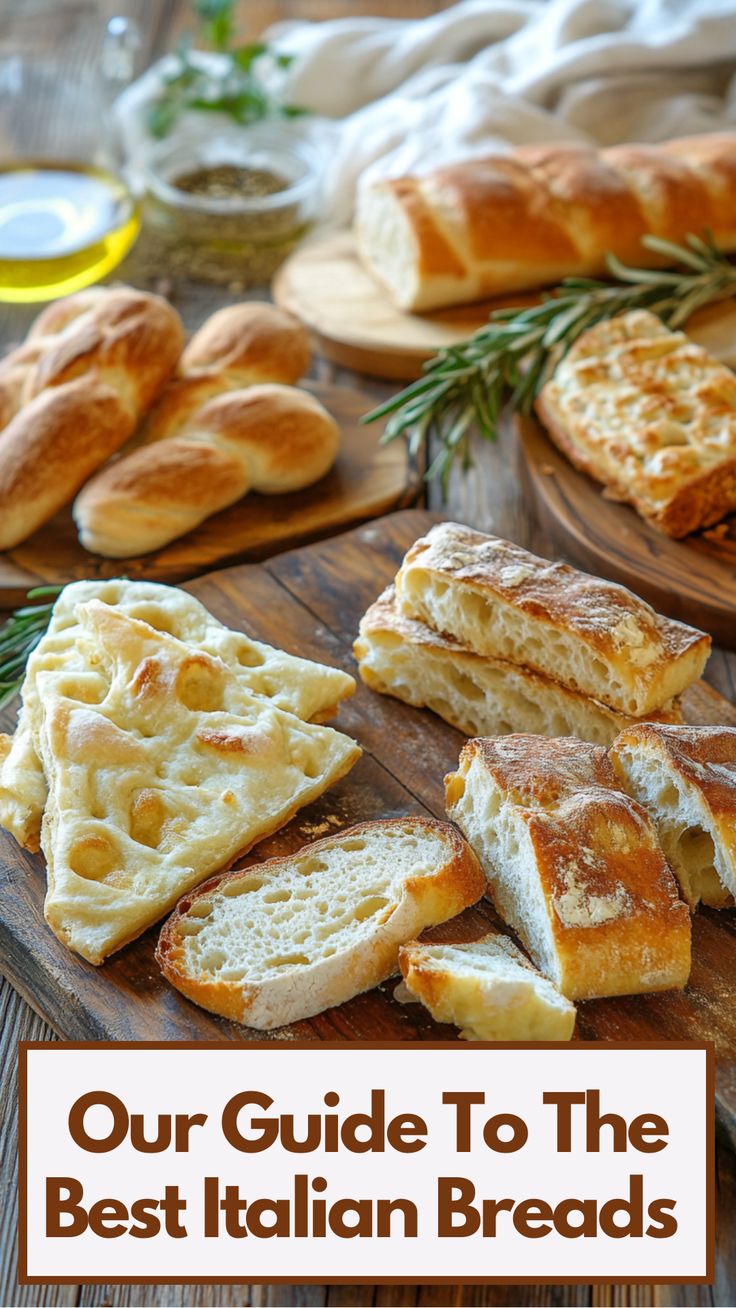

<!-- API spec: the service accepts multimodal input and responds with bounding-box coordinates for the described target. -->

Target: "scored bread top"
[445,734,691,999]
[157,816,486,1029]
[395,522,709,715]
[35,601,360,964]
[536,310,736,537]
[0,578,355,853]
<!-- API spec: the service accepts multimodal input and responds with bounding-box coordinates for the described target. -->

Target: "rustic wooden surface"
[516,414,736,650]
[0,379,417,603]
[0,3,735,1307]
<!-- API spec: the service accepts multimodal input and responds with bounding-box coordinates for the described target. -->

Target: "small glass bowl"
[140,125,321,286]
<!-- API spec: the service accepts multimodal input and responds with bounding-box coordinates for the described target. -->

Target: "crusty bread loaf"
[354,585,683,746]
[395,523,709,717]
[157,817,485,1028]
[610,723,736,910]
[0,577,355,853]
[0,287,184,549]
[398,933,576,1041]
[355,133,736,311]
[74,383,340,557]
[36,601,360,964]
[536,310,736,538]
[445,735,691,1000]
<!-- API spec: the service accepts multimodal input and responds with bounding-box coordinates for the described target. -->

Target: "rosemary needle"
[363,232,736,491]
[0,586,62,712]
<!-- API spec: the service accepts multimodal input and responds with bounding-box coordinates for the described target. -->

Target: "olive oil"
[0,161,140,302]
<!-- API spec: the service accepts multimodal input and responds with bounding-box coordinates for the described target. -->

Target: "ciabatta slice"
[445,735,691,1001]
[610,723,736,909]
[398,933,576,1041]
[394,522,709,716]
[157,817,485,1028]
[354,586,682,746]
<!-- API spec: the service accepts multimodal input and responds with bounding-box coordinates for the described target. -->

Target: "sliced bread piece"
[394,522,709,716]
[354,586,683,746]
[610,723,736,909]
[398,933,576,1041]
[445,734,691,1000]
[156,817,485,1028]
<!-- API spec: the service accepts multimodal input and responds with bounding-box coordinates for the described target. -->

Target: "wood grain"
[0,380,419,604]
[273,232,736,381]
[515,413,736,650]
[1,510,735,1131]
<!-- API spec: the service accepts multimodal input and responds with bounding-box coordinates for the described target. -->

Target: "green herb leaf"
[363,232,736,483]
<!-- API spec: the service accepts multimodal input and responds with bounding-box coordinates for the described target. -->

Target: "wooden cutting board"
[0,380,418,606]
[1,510,735,1142]
[515,414,736,651]
[273,231,736,380]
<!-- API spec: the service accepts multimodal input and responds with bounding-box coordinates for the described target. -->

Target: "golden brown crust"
[357,133,736,310]
[395,522,710,715]
[611,722,736,843]
[0,287,184,549]
[446,735,692,1000]
[536,310,736,538]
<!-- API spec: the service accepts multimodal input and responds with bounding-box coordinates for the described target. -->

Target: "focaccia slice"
[36,601,361,964]
[354,585,683,746]
[444,734,691,1000]
[536,310,736,538]
[610,722,736,910]
[0,578,355,852]
[394,522,709,717]
[398,933,576,1041]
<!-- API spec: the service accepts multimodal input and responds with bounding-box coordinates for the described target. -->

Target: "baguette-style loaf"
[395,523,710,716]
[157,817,485,1028]
[74,384,339,557]
[355,133,736,311]
[354,585,683,746]
[536,310,736,538]
[398,933,576,1041]
[445,735,691,1000]
[0,287,184,549]
[610,723,736,910]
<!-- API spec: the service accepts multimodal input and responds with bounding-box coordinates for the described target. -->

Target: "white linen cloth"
[116,0,736,226]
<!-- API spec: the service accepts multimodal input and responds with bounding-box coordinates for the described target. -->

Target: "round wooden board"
[0,380,419,605]
[515,412,736,649]
[273,230,736,380]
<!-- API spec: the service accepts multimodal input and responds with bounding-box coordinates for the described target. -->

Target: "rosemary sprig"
[0,586,62,712]
[364,232,736,491]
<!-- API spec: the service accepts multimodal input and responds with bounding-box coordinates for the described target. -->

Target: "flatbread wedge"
[36,600,361,964]
[0,577,355,853]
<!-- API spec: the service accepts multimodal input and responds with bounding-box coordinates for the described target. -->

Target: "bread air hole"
[237,645,265,668]
[296,857,328,876]
[221,877,264,897]
[69,834,120,883]
[354,895,390,921]
[446,774,466,805]
[176,660,224,712]
[262,888,291,904]
[129,789,167,848]
[658,783,680,810]
[673,824,717,876]
[265,953,310,969]
[338,838,367,852]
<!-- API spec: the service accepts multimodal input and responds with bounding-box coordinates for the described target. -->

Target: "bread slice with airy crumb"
[445,734,691,1001]
[394,522,709,717]
[156,817,485,1028]
[354,586,683,746]
[398,933,576,1041]
[610,723,736,910]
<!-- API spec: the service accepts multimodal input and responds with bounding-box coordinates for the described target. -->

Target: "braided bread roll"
[73,304,339,558]
[355,132,736,311]
[0,288,184,549]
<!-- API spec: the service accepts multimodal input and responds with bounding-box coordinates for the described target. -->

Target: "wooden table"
[0,3,734,1305]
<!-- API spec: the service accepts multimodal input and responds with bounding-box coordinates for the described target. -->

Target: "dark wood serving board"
[516,414,736,651]
[1,510,735,1143]
[0,380,419,606]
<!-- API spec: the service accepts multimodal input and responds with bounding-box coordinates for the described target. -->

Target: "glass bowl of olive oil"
[0,161,140,303]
